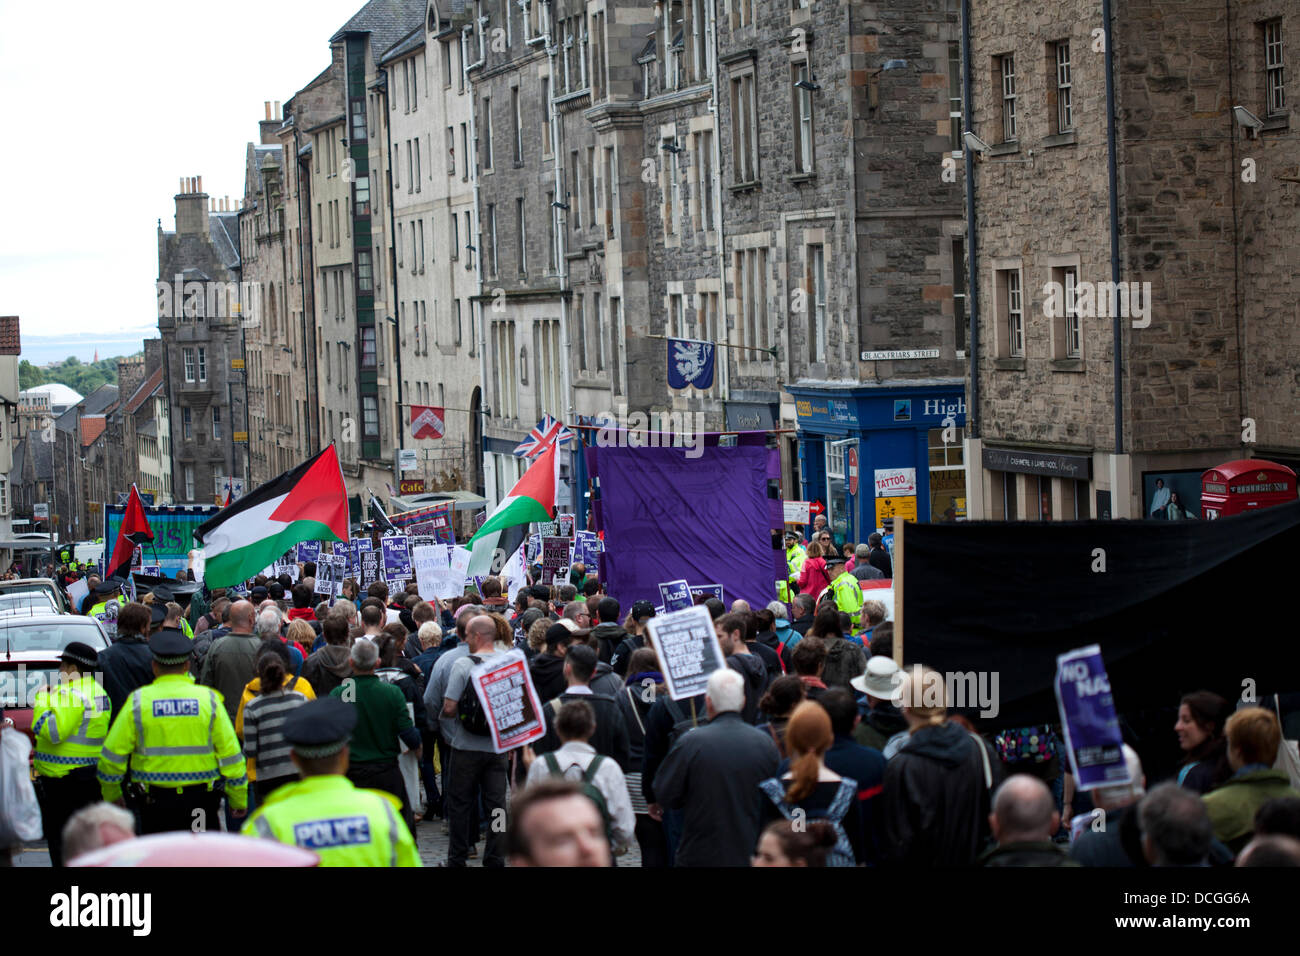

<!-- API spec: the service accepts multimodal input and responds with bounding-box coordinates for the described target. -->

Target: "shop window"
[1036,475,1053,521]
[1073,479,1090,519]
[928,426,966,522]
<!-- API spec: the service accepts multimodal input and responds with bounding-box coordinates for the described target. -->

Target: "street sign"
[783,500,811,525]
[231,359,245,370]
[809,499,825,517]
[33,502,49,519]
[233,431,248,443]
[860,349,940,361]
[848,447,859,496]
[396,449,418,472]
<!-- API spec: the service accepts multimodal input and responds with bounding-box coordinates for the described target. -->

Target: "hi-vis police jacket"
[32,674,111,777]
[97,673,248,809]
[242,775,420,867]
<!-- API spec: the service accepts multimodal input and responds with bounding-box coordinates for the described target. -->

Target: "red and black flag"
[107,484,154,580]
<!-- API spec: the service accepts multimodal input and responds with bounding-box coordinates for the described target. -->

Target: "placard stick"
[893,518,905,667]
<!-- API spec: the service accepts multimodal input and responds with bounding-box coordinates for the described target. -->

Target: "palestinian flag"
[106,484,154,581]
[195,445,349,587]
[467,437,559,575]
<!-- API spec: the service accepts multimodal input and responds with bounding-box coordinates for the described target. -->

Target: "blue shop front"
[787,381,968,545]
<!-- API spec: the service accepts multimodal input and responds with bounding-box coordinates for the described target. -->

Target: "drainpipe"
[709,0,728,405]
[1102,0,1122,459]
[379,68,405,478]
[961,0,979,441]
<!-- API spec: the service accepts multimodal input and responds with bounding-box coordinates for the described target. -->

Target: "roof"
[0,316,19,356]
[379,25,425,65]
[209,212,241,271]
[126,367,165,415]
[138,419,158,438]
[81,384,120,416]
[14,436,52,482]
[80,415,107,447]
[331,0,426,55]
[20,383,83,408]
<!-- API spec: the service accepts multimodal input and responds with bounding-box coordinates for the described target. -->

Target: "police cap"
[149,603,168,626]
[149,627,193,665]
[281,697,357,759]
[94,577,125,597]
[60,641,99,670]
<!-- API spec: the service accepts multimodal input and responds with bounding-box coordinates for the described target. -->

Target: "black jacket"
[529,653,567,701]
[610,633,646,678]
[791,614,815,637]
[867,547,892,579]
[652,712,781,867]
[591,661,623,698]
[532,690,632,771]
[97,633,155,718]
[640,691,707,805]
[749,632,784,680]
[881,721,993,867]
[854,701,908,752]
[726,652,768,724]
[1070,804,1146,867]
[590,623,627,664]
[981,841,1077,867]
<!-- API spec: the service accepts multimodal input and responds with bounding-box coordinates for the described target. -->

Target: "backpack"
[457,655,492,737]
[758,776,857,867]
[994,725,1059,765]
[663,697,703,749]
[543,752,614,846]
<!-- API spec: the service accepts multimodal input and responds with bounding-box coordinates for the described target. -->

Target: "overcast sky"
[0,0,365,361]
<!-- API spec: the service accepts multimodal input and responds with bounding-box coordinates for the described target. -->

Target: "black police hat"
[60,641,99,670]
[281,698,357,759]
[149,627,193,665]
[144,583,174,604]
[149,603,169,627]
[94,577,125,596]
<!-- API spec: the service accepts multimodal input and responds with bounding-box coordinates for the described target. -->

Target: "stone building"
[963,0,1299,521]
[156,176,245,504]
[379,13,483,502]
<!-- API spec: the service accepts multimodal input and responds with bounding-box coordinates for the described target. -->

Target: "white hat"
[851,655,903,701]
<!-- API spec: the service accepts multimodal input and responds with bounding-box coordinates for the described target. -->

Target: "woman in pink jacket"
[796,541,833,604]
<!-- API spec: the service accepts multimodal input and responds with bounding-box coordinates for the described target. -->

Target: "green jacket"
[328,674,413,763]
[242,774,420,867]
[1202,768,1300,853]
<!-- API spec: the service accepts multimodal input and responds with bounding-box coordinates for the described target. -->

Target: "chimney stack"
[175,173,210,236]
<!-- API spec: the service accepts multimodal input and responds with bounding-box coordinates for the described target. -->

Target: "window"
[949,42,963,152]
[357,250,373,293]
[561,18,573,92]
[664,1,682,90]
[212,406,222,440]
[603,146,616,237]
[450,210,460,260]
[183,347,195,382]
[414,139,421,189]
[927,426,967,522]
[419,219,426,273]
[461,124,469,179]
[594,295,605,371]
[998,54,1017,141]
[571,150,582,231]
[999,268,1024,357]
[443,40,453,87]
[403,59,411,112]
[405,140,413,193]
[592,11,607,99]
[731,0,751,30]
[1073,480,1091,519]
[952,237,967,353]
[362,395,380,439]
[808,244,826,363]
[516,197,527,275]
[1053,41,1073,133]
[587,146,597,228]
[696,131,713,231]
[1265,20,1285,115]
[731,71,758,183]
[454,299,463,345]
[793,63,815,174]
[0,475,9,516]
[662,141,679,236]
[735,248,769,352]
[512,87,523,163]
[482,96,493,169]
[504,0,512,46]
[447,126,456,174]
[577,295,589,370]
[1050,265,1081,359]
[546,191,557,272]
[541,78,552,154]
[360,326,377,369]
[182,407,192,440]
[355,174,370,217]
[486,203,498,277]
[690,0,706,80]
[185,466,195,501]
[464,212,473,266]
[197,347,207,382]
[350,99,367,143]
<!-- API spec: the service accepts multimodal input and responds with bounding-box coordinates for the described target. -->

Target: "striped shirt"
[242,688,309,783]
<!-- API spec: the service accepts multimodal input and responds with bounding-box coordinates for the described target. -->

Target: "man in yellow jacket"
[826,555,865,631]
[98,629,248,834]
[784,531,807,592]
[242,697,420,866]
[32,641,111,866]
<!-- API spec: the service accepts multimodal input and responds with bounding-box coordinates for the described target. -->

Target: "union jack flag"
[514,415,575,459]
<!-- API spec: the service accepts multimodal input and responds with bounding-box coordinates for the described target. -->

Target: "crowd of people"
[5,537,1300,869]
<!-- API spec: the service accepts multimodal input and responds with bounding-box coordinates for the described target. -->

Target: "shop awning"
[389,490,488,514]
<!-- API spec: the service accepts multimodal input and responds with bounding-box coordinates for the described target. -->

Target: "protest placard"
[658,579,694,613]
[273,562,299,583]
[689,583,725,604]
[359,550,381,589]
[296,541,322,564]
[314,555,339,598]
[644,604,726,701]
[535,521,559,538]
[1054,644,1130,791]
[468,649,547,753]
[527,533,542,563]
[541,537,570,585]
[413,545,449,603]
[573,530,602,568]
[557,513,576,537]
[67,579,89,613]
[449,545,472,588]
[382,536,413,585]
[503,545,527,605]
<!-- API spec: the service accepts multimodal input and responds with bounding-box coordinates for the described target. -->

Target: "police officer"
[97,628,248,834]
[784,531,807,594]
[31,642,111,866]
[825,555,865,631]
[242,697,420,866]
[87,578,127,641]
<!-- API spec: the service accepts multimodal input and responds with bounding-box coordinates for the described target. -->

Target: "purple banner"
[1054,644,1130,790]
[587,442,779,609]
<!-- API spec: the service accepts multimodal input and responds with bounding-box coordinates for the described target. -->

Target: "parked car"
[0,592,59,617]
[0,614,110,745]
[0,578,69,614]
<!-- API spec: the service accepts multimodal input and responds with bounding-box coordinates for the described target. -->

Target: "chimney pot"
[264,100,272,120]
[274,100,281,119]
[179,177,185,193]
[196,175,203,193]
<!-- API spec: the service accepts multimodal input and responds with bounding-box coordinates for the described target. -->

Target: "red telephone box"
[1200,459,1297,520]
